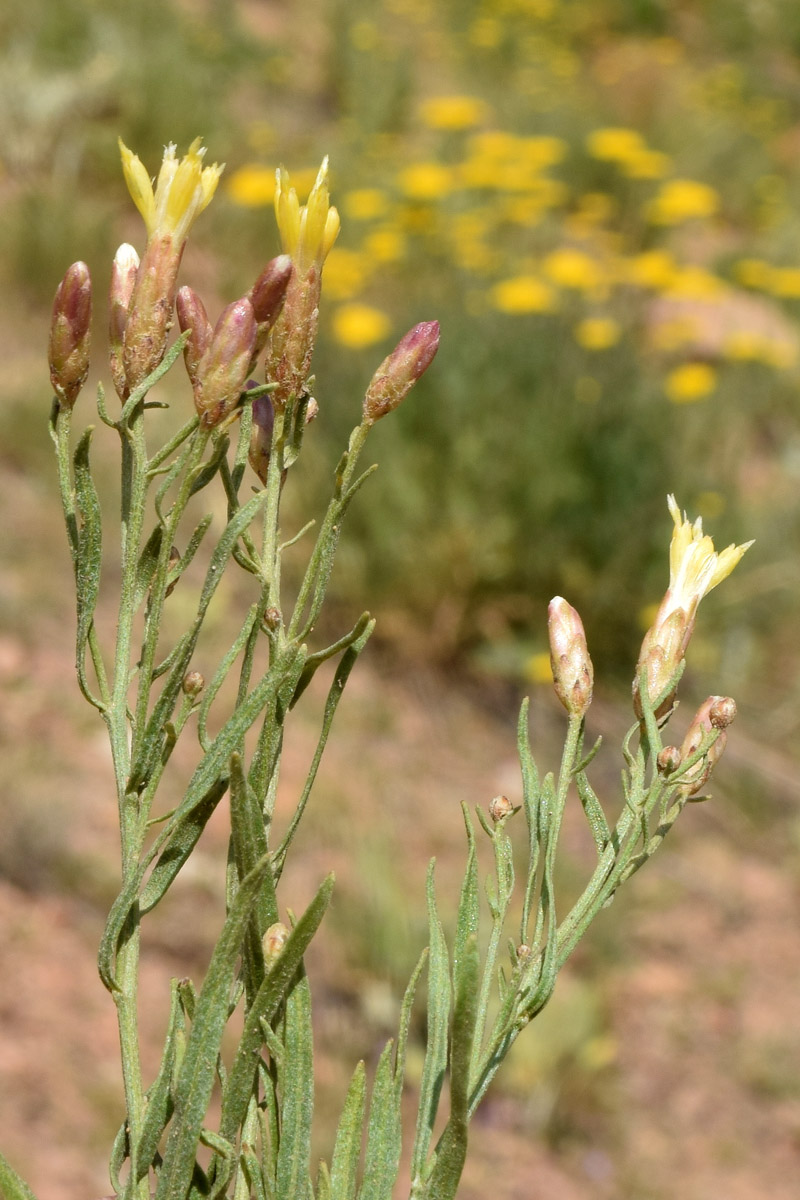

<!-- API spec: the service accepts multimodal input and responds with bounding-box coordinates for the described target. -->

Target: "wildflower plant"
[0,134,752,1200]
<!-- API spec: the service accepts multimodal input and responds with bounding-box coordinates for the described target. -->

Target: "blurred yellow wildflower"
[524,651,553,685]
[517,135,568,167]
[420,95,490,131]
[665,266,725,300]
[543,247,605,291]
[665,362,717,403]
[733,258,772,289]
[227,164,276,207]
[574,317,621,350]
[469,17,502,47]
[650,317,700,352]
[626,250,677,290]
[119,138,223,243]
[489,275,557,314]
[332,303,391,348]
[275,158,340,274]
[620,149,671,180]
[586,127,645,163]
[363,227,407,262]
[343,189,389,221]
[721,331,766,361]
[647,179,719,224]
[397,162,454,201]
[321,248,371,301]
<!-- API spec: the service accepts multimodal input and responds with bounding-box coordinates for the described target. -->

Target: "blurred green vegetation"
[3,0,800,704]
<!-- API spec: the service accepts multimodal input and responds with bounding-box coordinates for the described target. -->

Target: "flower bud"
[248,391,275,485]
[192,299,258,428]
[548,596,594,718]
[248,254,293,369]
[109,244,139,400]
[678,696,730,794]
[363,321,440,424]
[176,286,213,386]
[709,696,737,729]
[182,670,205,697]
[516,943,531,962]
[264,921,290,960]
[49,262,92,408]
[657,745,682,774]
[489,794,513,822]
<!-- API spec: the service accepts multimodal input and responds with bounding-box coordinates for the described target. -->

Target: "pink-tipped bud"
[263,921,290,960]
[248,255,293,372]
[176,286,213,386]
[633,607,692,721]
[363,320,440,424]
[678,696,732,794]
[489,794,514,822]
[192,299,258,428]
[709,695,737,729]
[548,596,594,718]
[248,390,275,484]
[108,244,139,400]
[49,262,92,408]
[657,745,682,774]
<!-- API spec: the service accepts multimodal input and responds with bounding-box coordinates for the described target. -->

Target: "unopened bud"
[182,670,205,697]
[249,255,293,370]
[264,921,290,960]
[548,597,594,718]
[489,794,514,822]
[516,943,531,962]
[305,396,319,423]
[249,392,275,485]
[176,286,213,386]
[678,696,729,794]
[709,696,737,729]
[109,244,139,400]
[633,607,691,720]
[263,606,282,632]
[49,262,92,408]
[193,299,258,428]
[657,745,682,774]
[362,321,440,424]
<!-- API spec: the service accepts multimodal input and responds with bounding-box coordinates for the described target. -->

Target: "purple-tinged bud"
[489,794,514,823]
[192,299,258,428]
[709,696,737,729]
[248,255,293,372]
[176,286,213,387]
[49,262,92,409]
[363,320,440,424]
[678,696,729,794]
[248,391,275,484]
[109,244,139,400]
[657,745,682,774]
[548,596,594,718]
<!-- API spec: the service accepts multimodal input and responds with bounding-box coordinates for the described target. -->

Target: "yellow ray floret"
[666,494,753,612]
[275,157,340,274]
[119,138,223,243]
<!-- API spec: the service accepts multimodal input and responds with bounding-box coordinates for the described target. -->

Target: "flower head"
[274,158,340,275]
[633,497,752,717]
[119,138,223,244]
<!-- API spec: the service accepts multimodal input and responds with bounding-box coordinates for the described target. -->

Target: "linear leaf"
[329,1061,366,1200]
[220,874,335,1143]
[357,1042,399,1200]
[154,853,272,1200]
[410,862,451,1187]
[275,968,314,1200]
[394,948,428,1104]
[134,525,164,609]
[72,427,103,704]
[136,978,184,1179]
[230,751,277,998]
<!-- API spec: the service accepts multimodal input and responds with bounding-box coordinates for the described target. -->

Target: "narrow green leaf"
[230,751,278,998]
[453,806,479,994]
[517,697,541,946]
[154,853,272,1200]
[275,968,315,1200]
[240,1145,270,1200]
[290,612,372,709]
[576,770,610,854]
[72,427,103,705]
[220,874,334,1143]
[0,1148,38,1200]
[134,525,164,608]
[410,862,451,1187]
[139,775,229,914]
[136,979,183,1179]
[188,434,229,498]
[358,1042,399,1200]
[316,1161,332,1200]
[394,948,428,1104]
[166,514,214,593]
[329,1061,366,1200]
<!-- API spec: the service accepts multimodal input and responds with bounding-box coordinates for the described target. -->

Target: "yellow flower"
[647,179,719,224]
[419,95,490,131]
[363,227,407,262]
[665,266,724,300]
[332,303,391,348]
[665,362,717,403]
[626,250,678,290]
[733,258,772,289]
[226,164,275,207]
[574,317,621,350]
[722,330,765,361]
[543,247,605,291]
[275,157,340,275]
[619,149,671,180]
[665,495,752,618]
[524,651,553,684]
[586,127,645,162]
[119,138,222,243]
[322,248,371,301]
[768,267,800,299]
[489,274,557,314]
[397,162,454,201]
